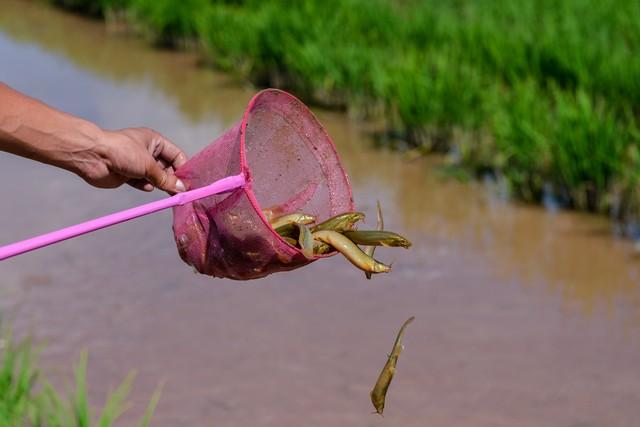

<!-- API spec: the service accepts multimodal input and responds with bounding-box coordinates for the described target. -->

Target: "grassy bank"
[0,324,161,426]
[50,0,640,222]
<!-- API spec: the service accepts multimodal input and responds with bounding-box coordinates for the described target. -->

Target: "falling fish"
[370,316,415,415]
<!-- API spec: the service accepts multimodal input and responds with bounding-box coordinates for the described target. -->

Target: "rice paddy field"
[4,1,640,425]
[48,0,640,224]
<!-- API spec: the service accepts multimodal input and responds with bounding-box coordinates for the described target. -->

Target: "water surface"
[1,1,640,426]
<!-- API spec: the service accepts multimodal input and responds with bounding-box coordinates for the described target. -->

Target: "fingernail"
[175,179,186,192]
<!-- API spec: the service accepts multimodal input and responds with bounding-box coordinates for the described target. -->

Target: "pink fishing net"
[172,89,354,280]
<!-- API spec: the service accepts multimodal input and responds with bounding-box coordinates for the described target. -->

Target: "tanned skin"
[0,83,187,193]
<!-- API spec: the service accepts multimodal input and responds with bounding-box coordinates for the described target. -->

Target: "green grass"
[0,323,161,426]
[48,0,640,223]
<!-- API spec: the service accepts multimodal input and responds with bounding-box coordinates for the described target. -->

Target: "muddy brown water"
[1,1,640,426]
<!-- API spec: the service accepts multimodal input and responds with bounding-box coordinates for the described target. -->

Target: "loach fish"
[364,200,384,279]
[298,223,314,259]
[310,212,364,255]
[342,230,411,249]
[311,212,365,233]
[282,236,298,246]
[313,240,333,255]
[370,316,415,415]
[269,213,316,230]
[311,230,391,273]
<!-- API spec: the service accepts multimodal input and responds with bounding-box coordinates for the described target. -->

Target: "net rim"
[238,88,355,259]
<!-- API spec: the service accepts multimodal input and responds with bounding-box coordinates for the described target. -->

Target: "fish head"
[370,390,385,415]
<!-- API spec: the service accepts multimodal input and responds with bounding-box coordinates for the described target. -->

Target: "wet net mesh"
[172,89,354,280]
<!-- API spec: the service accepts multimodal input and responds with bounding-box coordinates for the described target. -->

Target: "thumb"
[145,159,186,193]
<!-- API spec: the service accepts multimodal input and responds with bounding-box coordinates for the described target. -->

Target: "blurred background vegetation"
[0,322,161,426]
[49,0,640,224]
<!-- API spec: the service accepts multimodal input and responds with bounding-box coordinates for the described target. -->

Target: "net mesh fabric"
[172,89,354,280]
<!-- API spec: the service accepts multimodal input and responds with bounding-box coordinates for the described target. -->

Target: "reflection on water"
[2,1,640,426]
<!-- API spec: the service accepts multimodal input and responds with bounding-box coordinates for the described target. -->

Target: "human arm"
[0,82,186,193]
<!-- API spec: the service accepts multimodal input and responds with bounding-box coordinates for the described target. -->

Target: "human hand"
[0,84,188,193]
[79,128,188,194]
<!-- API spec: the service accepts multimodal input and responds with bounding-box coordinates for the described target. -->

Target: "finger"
[148,132,188,170]
[157,157,170,169]
[156,158,175,174]
[128,178,154,192]
[144,158,185,194]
